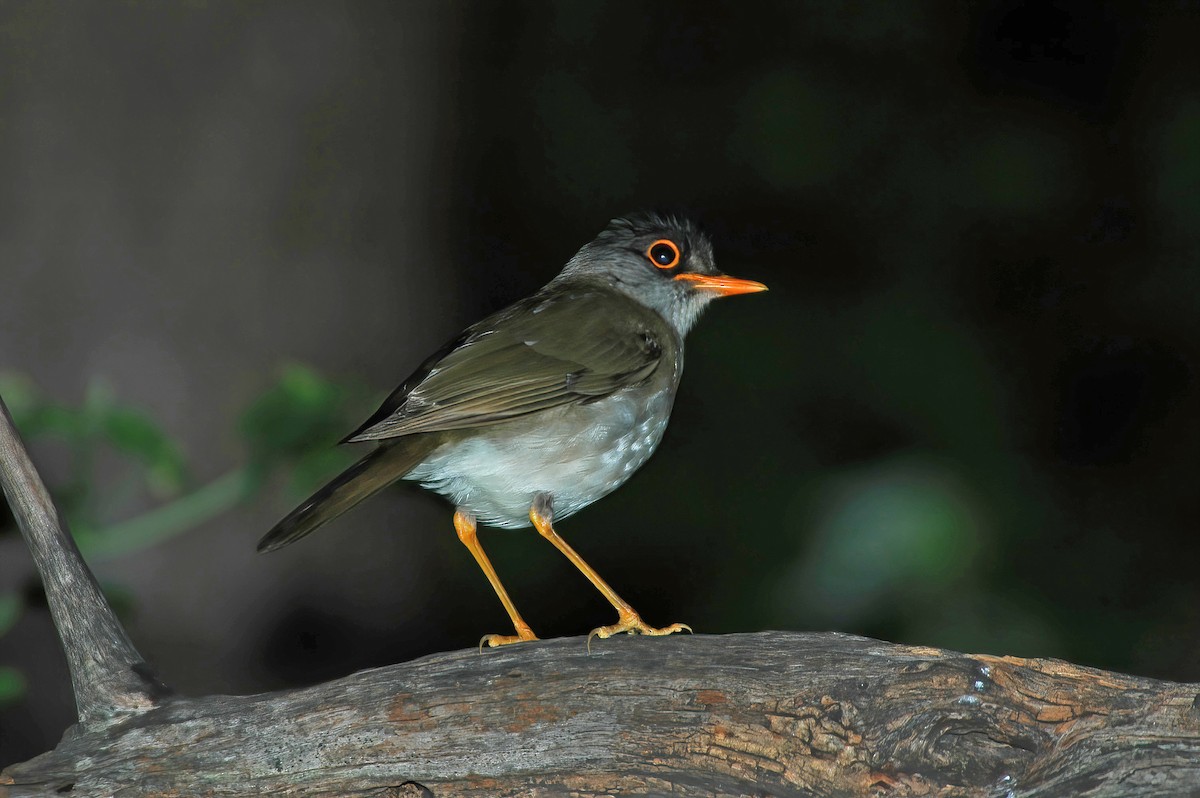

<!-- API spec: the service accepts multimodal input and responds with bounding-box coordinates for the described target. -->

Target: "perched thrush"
[258,213,767,646]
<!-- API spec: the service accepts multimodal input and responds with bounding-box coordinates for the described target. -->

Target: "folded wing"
[345,289,665,441]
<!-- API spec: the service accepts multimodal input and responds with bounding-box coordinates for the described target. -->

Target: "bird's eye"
[646,239,681,270]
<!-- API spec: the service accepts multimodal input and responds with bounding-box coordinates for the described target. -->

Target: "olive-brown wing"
[344,290,664,441]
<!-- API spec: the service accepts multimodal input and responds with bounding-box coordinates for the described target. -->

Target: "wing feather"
[346,288,667,442]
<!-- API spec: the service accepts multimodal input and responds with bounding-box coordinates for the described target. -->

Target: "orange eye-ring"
[646,239,681,269]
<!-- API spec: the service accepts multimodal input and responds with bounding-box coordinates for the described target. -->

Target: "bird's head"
[553,212,767,336]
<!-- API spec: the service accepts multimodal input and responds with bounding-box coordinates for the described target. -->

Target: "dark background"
[3,0,1200,767]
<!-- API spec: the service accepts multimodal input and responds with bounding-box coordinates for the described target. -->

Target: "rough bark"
[3,394,1200,797]
[4,632,1200,797]
[0,400,168,725]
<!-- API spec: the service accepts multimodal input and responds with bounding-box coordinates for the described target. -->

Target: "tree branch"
[3,632,1200,796]
[0,396,168,725]
[4,392,1200,796]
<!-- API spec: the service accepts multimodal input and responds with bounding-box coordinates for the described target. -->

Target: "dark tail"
[257,439,436,553]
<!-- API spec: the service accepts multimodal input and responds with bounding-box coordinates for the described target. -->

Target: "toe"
[585,615,692,651]
[479,629,539,650]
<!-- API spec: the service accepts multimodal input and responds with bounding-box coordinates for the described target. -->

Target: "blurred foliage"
[787,456,988,623]
[239,364,363,496]
[0,365,367,704]
[449,0,1200,685]
[1,374,188,526]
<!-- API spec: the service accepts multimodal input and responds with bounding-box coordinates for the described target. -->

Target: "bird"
[257,212,767,646]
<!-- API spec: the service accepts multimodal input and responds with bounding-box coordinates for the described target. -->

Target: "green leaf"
[0,666,27,705]
[240,364,362,466]
[21,403,84,439]
[0,373,81,439]
[0,593,22,637]
[102,408,188,493]
[0,372,40,426]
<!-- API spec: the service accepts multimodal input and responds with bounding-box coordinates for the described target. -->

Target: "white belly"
[404,387,675,528]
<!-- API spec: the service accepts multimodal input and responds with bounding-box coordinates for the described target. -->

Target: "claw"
[586,609,691,652]
[479,628,539,651]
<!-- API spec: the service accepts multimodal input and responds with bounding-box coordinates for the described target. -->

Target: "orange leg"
[454,509,538,648]
[529,502,690,646]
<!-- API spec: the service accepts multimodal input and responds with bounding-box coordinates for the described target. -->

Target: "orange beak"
[674,273,769,296]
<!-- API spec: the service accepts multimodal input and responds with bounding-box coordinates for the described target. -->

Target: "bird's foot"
[587,608,691,651]
[478,623,539,651]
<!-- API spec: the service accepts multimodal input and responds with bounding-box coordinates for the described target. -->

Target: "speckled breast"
[405,349,683,530]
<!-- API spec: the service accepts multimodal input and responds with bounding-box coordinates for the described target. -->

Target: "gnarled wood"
[3,632,1200,797]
